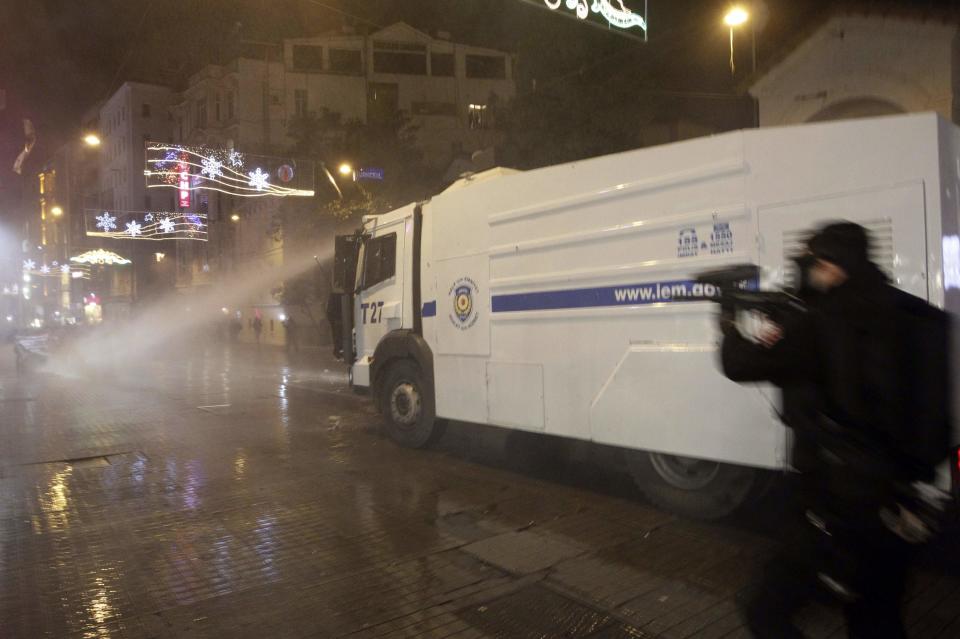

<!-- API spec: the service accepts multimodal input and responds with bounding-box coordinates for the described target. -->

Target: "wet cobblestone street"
[1,344,959,638]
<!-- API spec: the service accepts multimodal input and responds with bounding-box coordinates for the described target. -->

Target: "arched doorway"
[807,97,905,122]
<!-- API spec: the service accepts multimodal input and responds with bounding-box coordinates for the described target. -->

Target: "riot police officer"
[720,222,949,638]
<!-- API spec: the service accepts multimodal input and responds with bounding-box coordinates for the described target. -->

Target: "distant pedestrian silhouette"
[252,316,263,345]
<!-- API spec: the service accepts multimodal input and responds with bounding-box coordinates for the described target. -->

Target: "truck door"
[354,218,406,379]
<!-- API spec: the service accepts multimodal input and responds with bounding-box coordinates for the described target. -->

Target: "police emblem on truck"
[449,277,479,329]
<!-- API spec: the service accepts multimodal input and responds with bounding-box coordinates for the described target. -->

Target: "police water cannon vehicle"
[334,113,960,519]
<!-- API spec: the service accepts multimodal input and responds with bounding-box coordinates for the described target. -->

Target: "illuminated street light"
[723,6,749,26]
[230,213,240,222]
[51,205,63,217]
[83,134,101,147]
[338,163,353,176]
[723,5,756,75]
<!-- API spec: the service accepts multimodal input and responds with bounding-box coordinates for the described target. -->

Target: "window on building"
[215,93,221,122]
[329,48,362,74]
[227,91,235,120]
[142,103,151,117]
[197,98,207,128]
[430,52,455,77]
[466,54,506,79]
[373,41,427,75]
[292,45,324,71]
[411,101,457,116]
[468,103,488,129]
[294,89,308,117]
[361,233,397,290]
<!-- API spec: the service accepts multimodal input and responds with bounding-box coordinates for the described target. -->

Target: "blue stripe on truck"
[491,279,730,313]
[420,278,751,316]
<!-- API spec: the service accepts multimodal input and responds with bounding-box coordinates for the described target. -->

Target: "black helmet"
[807,222,870,275]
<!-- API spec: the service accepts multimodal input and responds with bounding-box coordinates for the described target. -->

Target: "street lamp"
[724,6,749,27]
[230,213,240,222]
[723,5,756,75]
[338,162,353,177]
[51,205,63,217]
[83,134,101,147]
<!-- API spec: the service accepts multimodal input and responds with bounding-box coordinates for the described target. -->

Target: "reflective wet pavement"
[1,344,959,638]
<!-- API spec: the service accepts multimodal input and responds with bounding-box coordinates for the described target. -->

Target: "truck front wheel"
[380,360,444,448]
[626,451,756,520]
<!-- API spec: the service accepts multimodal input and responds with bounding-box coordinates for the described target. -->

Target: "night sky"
[2,0,846,145]
[4,0,951,185]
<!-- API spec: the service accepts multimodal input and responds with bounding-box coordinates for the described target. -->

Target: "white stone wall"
[750,15,958,127]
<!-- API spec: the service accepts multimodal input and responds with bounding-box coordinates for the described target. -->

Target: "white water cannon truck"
[333,113,960,519]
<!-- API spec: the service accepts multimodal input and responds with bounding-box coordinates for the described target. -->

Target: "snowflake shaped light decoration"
[228,150,243,168]
[154,149,179,171]
[96,212,117,232]
[40,264,50,274]
[159,217,175,234]
[144,213,154,222]
[201,156,223,179]
[126,221,143,237]
[22,259,36,271]
[248,167,270,191]
[61,264,70,274]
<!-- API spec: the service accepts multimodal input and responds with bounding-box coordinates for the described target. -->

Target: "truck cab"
[351,205,417,388]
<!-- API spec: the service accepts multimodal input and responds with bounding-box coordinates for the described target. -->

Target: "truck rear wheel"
[626,451,756,520]
[380,360,443,448]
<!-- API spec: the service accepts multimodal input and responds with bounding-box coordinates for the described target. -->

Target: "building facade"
[750,14,960,126]
[95,82,179,314]
[17,101,148,327]
[166,22,516,346]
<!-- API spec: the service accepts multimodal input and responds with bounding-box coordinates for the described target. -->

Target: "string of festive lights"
[21,260,91,280]
[85,210,208,242]
[145,144,314,198]
[69,250,132,265]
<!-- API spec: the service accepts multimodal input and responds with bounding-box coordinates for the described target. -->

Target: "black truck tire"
[380,360,444,448]
[626,450,756,520]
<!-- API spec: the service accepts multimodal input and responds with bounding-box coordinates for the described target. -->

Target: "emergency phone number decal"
[677,214,734,258]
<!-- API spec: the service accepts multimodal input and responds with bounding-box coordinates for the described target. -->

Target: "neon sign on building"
[544,0,647,33]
